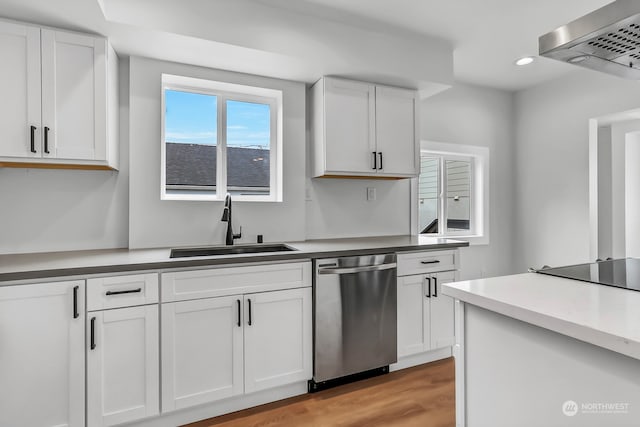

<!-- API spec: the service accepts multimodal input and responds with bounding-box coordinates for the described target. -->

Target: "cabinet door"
[375,86,418,177]
[161,296,243,411]
[324,78,376,174]
[430,270,456,349]
[397,274,430,357]
[87,305,159,426]
[0,280,84,427]
[41,29,107,161]
[0,21,41,158]
[244,287,312,393]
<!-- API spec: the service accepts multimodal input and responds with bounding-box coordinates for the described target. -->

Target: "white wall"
[514,70,640,272]
[102,0,453,95]
[597,126,612,260]
[420,83,516,280]
[0,58,130,255]
[305,178,411,239]
[128,56,307,249]
[625,131,640,258]
[609,120,640,258]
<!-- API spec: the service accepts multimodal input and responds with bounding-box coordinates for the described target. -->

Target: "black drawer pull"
[372,151,377,170]
[44,126,50,154]
[90,317,96,350]
[247,299,252,326]
[30,126,37,153]
[433,277,438,297]
[420,260,441,265]
[425,277,431,298]
[105,288,142,296]
[378,152,383,170]
[73,286,79,319]
[237,299,241,327]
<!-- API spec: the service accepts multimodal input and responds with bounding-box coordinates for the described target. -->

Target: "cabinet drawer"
[161,261,312,302]
[397,250,457,276]
[87,273,159,311]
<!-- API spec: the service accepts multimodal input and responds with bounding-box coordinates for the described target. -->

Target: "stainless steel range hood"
[539,0,640,79]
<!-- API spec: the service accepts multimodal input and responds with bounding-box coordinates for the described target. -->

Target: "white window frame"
[412,141,490,245]
[160,74,283,202]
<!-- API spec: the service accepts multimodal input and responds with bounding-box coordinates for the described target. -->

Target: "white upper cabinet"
[375,86,419,177]
[310,76,419,178]
[323,78,376,175]
[0,21,41,159]
[41,30,107,162]
[0,19,118,170]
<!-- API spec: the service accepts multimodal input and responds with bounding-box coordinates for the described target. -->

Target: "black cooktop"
[537,258,640,292]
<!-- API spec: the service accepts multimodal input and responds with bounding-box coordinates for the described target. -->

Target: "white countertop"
[0,235,467,283]
[443,273,640,361]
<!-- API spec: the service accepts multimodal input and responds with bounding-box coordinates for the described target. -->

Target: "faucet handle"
[233,226,242,240]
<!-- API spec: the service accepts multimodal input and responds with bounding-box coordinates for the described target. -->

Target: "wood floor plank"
[185,357,455,427]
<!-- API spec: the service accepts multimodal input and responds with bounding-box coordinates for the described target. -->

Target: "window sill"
[421,234,489,246]
[162,193,281,203]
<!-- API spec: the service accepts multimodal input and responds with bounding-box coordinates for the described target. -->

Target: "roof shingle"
[166,143,270,188]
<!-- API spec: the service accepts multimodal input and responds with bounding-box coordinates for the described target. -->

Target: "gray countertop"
[0,235,468,283]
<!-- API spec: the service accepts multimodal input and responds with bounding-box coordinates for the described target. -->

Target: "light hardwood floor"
[185,357,455,427]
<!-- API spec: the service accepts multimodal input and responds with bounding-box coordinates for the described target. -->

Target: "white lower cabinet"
[161,287,312,412]
[161,296,244,411]
[0,280,85,427]
[87,305,160,426]
[429,271,456,349]
[244,288,312,394]
[398,270,456,357]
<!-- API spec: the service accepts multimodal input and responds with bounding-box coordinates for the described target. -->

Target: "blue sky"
[165,90,270,148]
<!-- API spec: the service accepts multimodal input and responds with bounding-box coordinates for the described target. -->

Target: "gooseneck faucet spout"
[221,193,242,245]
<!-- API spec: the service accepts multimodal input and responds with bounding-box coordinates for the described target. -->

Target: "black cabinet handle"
[372,152,377,170]
[420,260,441,265]
[247,299,252,326]
[425,277,431,298]
[433,277,438,297]
[378,152,383,170]
[237,299,241,327]
[30,126,36,153]
[73,286,79,319]
[44,127,50,154]
[90,317,96,350]
[105,288,142,296]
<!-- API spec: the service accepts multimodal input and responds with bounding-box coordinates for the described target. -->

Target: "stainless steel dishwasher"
[310,253,397,390]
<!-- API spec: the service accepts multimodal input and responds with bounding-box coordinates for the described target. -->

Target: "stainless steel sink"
[170,244,297,258]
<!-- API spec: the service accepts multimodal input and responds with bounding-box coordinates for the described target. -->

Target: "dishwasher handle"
[318,263,397,275]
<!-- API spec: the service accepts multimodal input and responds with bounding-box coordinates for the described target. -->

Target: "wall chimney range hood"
[539,0,640,79]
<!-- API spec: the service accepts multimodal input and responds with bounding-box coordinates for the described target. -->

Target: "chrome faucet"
[220,193,242,245]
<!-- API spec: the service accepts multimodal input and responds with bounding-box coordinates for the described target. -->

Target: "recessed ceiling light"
[515,56,535,66]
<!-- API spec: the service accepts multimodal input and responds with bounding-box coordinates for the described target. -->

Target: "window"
[161,74,283,202]
[416,141,489,243]
[419,155,473,235]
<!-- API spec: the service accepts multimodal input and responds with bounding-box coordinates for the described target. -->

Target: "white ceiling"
[254,0,614,90]
[0,0,618,91]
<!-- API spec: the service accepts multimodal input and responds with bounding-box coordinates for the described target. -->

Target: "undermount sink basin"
[170,244,297,258]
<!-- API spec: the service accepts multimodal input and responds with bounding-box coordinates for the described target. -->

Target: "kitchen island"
[443,273,640,427]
